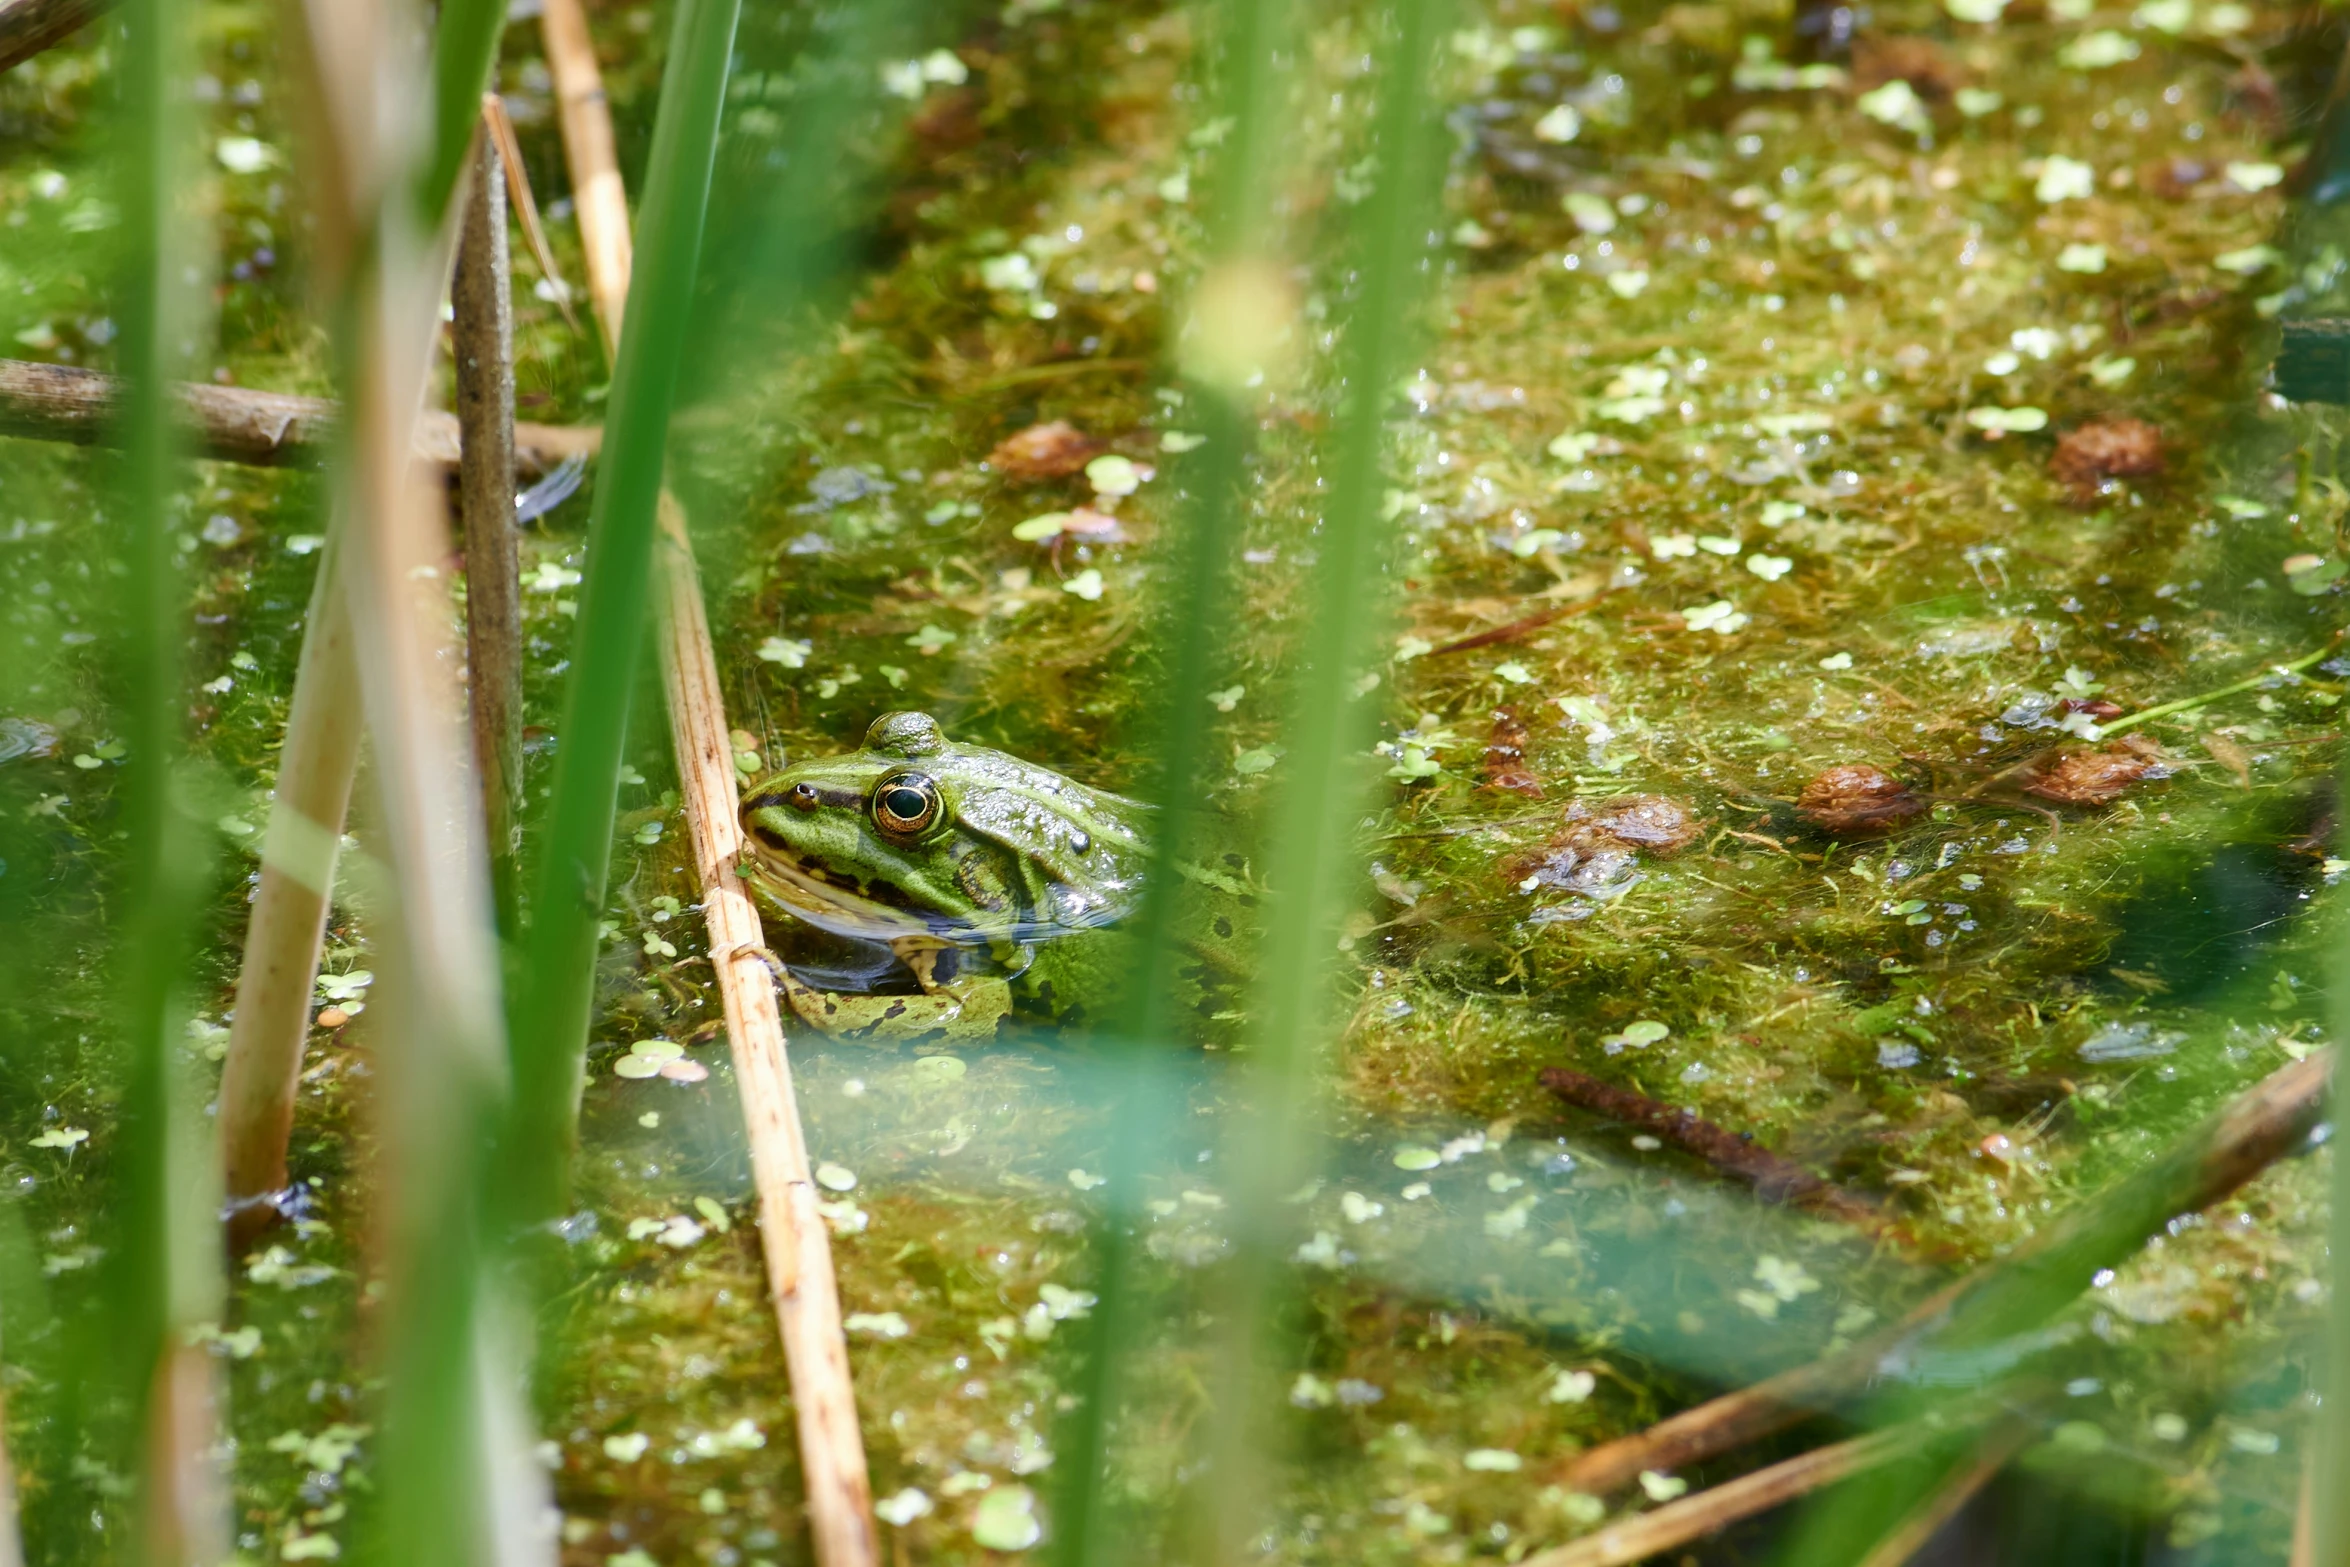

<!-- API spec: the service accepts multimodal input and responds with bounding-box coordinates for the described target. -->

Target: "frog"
[738,710,1256,1042]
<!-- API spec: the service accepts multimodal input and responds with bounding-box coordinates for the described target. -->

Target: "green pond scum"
[4,0,2350,1561]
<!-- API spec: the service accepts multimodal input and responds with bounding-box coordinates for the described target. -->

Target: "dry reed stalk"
[656,500,876,1566]
[1520,1425,1931,1567]
[539,0,631,354]
[1553,1049,2334,1497]
[539,0,876,1551]
[275,0,552,1550]
[141,1341,228,1566]
[455,110,525,906]
[0,357,597,474]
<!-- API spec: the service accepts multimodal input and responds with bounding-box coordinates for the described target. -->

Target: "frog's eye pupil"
[873,775,940,835]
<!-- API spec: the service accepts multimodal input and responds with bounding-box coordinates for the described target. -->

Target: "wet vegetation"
[3,0,2350,1561]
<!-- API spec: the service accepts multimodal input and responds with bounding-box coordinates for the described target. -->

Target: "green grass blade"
[1049,4,1298,1559]
[101,0,214,1544]
[506,0,744,1225]
[418,0,512,227]
[1201,2,1451,1557]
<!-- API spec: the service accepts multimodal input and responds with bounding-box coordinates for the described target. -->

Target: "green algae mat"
[2,0,2349,1562]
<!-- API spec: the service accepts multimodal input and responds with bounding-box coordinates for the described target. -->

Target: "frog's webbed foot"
[889,936,957,993]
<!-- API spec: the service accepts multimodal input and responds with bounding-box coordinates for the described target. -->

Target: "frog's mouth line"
[741,845,948,943]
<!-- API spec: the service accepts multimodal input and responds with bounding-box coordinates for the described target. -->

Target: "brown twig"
[1539,1066,1903,1239]
[455,113,525,916]
[1551,1049,2334,1497]
[1521,1423,1932,1567]
[0,0,105,74]
[542,0,877,1556]
[1427,589,1617,656]
[0,357,596,476]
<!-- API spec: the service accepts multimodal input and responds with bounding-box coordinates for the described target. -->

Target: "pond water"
[0,0,2344,1562]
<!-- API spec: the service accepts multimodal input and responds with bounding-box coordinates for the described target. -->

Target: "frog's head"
[739,711,1149,946]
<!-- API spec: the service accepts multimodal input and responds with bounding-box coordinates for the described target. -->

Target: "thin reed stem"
[1051,4,1295,1560]
[1203,3,1449,1559]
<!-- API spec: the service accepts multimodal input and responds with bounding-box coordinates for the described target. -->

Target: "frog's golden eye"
[872,772,941,837]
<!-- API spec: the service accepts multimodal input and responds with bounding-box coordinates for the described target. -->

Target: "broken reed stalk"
[217,539,362,1239]
[1538,1066,1922,1249]
[1519,1424,1934,1567]
[1552,1048,2334,1497]
[536,0,877,1556]
[1850,1417,2032,1567]
[656,501,877,1566]
[0,357,595,476]
[0,0,106,74]
[455,109,525,916]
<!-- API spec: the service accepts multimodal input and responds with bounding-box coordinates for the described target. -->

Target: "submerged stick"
[1539,1066,1904,1241]
[537,0,875,1556]
[1552,1049,2334,1496]
[0,0,107,74]
[1521,1424,1932,1567]
[455,112,525,914]
[1851,1418,2039,1559]
[0,357,596,476]
[1427,590,1616,656]
[1851,1416,2033,1567]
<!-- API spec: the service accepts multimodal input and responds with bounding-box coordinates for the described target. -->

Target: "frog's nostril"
[789,782,821,811]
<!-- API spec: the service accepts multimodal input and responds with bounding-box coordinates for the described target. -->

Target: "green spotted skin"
[739,711,1253,1035]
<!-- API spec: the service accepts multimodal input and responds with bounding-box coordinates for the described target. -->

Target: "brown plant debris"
[1572,793,1701,853]
[2140,155,2213,198]
[1484,707,1543,797]
[2021,739,2171,806]
[985,419,1101,481]
[1538,1067,1894,1234]
[2051,416,2164,505]
[1852,35,1966,100]
[1795,764,1927,836]
[1505,795,1700,897]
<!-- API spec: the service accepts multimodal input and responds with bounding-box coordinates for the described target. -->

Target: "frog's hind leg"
[716,941,846,1033]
